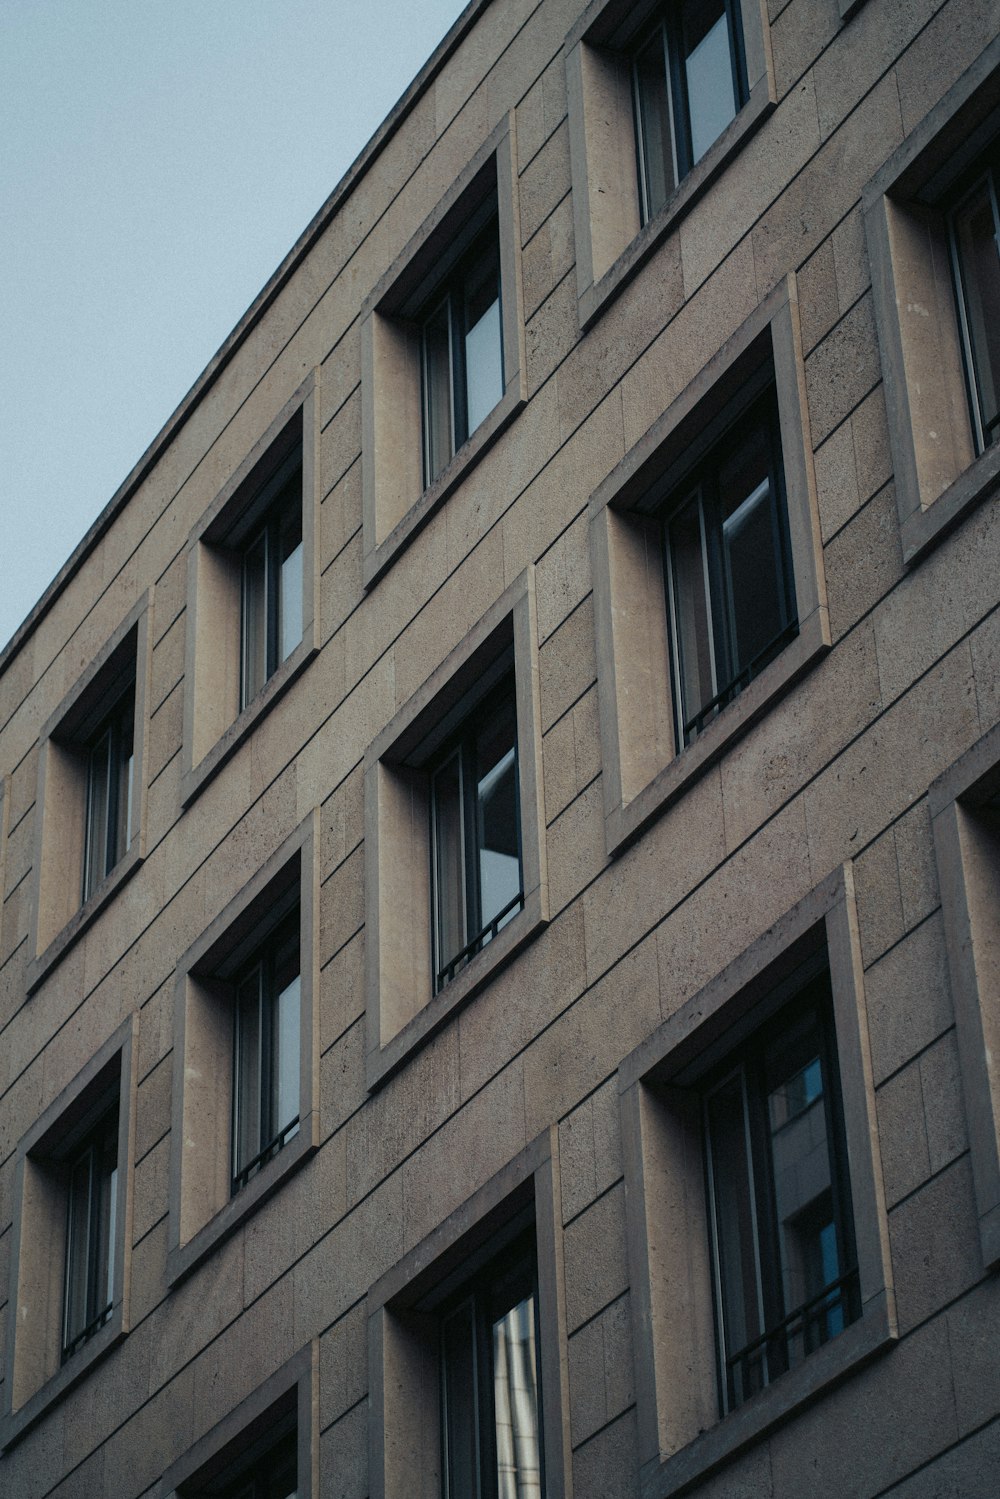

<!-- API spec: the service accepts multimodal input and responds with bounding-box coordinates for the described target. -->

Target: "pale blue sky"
[0,0,466,652]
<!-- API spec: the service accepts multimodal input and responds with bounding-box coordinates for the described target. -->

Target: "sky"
[0,0,467,653]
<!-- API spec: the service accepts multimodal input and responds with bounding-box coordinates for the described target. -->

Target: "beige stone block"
[545,775,604,916]
[815,415,861,541]
[457,900,587,1101]
[320,1018,366,1141]
[832,204,871,310]
[134,1051,172,1163]
[244,1136,346,1308]
[320,764,364,882]
[865,912,954,1085]
[318,1399,367,1499]
[149,610,185,714]
[7,745,38,833]
[854,823,905,967]
[542,709,577,823]
[345,1027,459,1204]
[971,605,1000,732]
[129,1214,167,1326]
[319,845,364,967]
[539,597,596,732]
[521,191,575,320]
[570,1407,637,1499]
[132,1132,170,1244]
[771,0,840,96]
[823,483,903,641]
[920,1029,968,1175]
[319,1301,368,1430]
[891,1154,980,1334]
[191,1273,294,1435]
[525,263,578,393]
[876,1059,930,1208]
[946,1275,1000,1439]
[147,678,183,785]
[320,929,365,1053]
[752,72,904,295]
[721,619,882,851]
[320,461,362,583]
[814,0,939,138]
[894,798,939,932]
[562,1181,628,1333]
[535,510,589,646]
[568,1313,606,1446]
[392,529,505,709]
[895,0,1000,133]
[797,236,840,355]
[851,382,893,503]
[768,1314,955,1498]
[522,940,658,1141]
[401,1060,526,1251]
[805,293,882,447]
[518,119,571,247]
[679,74,821,297]
[874,493,1000,705]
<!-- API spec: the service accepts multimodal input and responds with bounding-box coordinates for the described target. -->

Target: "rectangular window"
[81,682,134,903]
[663,389,796,747]
[204,1429,297,1498]
[430,677,523,992]
[231,912,301,1195]
[632,0,747,225]
[240,450,304,710]
[704,975,859,1414]
[62,1105,118,1363]
[421,213,504,489]
[948,147,1000,456]
[440,1233,544,1499]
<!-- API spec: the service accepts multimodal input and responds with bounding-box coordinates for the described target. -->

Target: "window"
[2,1017,136,1450]
[61,1104,118,1363]
[619,869,894,1491]
[168,816,318,1284]
[239,451,304,710]
[632,1,747,225]
[564,0,774,326]
[28,593,150,992]
[360,115,526,586]
[230,913,301,1194]
[431,675,523,991]
[368,1133,569,1499]
[702,978,858,1414]
[864,38,1000,563]
[662,389,795,747]
[162,1344,315,1499]
[589,279,829,855]
[181,373,320,806]
[81,675,134,903]
[421,209,504,489]
[947,147,1000,456]
[439,1230,544,1499]
[930,718,1000,1271]
[364,569,547,1087]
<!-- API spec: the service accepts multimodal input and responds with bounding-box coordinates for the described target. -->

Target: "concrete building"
[2,0,999,1494]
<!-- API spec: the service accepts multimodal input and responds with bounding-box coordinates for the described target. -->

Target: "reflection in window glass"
[231,914,301,1193]
[950,159,1000,454]
[62,1107,117,1361]
[240,460,303,710]
[82,683,134,902]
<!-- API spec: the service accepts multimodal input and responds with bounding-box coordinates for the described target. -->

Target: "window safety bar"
[436,890,525,990]
[725,1265,860,1398]
[231,1115,300,1194]
[61,1301,113,1363]
[684,620,799,741]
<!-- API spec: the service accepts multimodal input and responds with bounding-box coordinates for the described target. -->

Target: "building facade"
[2,0,1000,1494]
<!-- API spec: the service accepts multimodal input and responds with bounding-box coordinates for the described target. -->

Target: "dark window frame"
[60,1100,119,1364]
[81,676,135,903]
[631,0,748,226]
[946,141,1000,457]
[238,446,304,712]
[660,383,797,749]
[428,670,524,993]
[700,970,860,1415]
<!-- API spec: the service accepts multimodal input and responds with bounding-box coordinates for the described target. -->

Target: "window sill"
[900,440,1000,567]
[640,1301,895,1499]
[362,381,525,590]
[180,637,317,809]
[576,78,774,332]
[26,843,144,996]
[1,1304,125,1451]
[166,1116,317,1286]
[366,885,547,1091]
[605,608,829,857]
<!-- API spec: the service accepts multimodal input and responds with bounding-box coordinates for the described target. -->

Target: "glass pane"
[765,1012,841,1364]
[423,294,454,486]
[234,966,263,1179]
[264,1434,298,1499]
[680,0,737,165]
[242,530,269,708]
[272,972,301,1143]
[706,1070,764,1408]
[475,697,521,940]
[953,171,1000,450]
[83,725,112,899]
[112,691,134,868]
[95,1122,117,1317]
[667,490,715,739]
[279,496,303,664]
[63,1150,94,1349]
[433,748,467,979]
[463,242,503,436]
[718,420,790,681]
[492,1294,542,1499]
[634,25,675,221]
[442,1299,479,1499]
